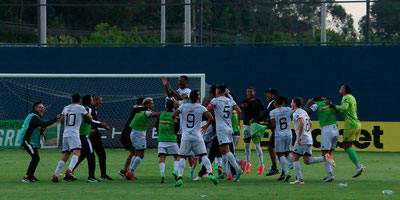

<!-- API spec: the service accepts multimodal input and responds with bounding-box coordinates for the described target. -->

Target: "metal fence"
[0,0,399,46]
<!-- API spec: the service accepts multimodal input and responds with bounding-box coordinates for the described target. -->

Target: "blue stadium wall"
[0,46,399,151]
[1,46,398,121]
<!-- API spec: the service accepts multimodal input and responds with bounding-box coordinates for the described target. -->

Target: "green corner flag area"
[1,149,399,200]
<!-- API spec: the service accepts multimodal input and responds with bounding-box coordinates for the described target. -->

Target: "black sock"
[272,163,277,170]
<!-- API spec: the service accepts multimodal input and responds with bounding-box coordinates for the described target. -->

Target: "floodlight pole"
[184,0,191,46]
[321,0,327,46]
[161,0,166,44]
[38,0,47,47]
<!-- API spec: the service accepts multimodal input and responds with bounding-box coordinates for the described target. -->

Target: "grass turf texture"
[1,149,399,200]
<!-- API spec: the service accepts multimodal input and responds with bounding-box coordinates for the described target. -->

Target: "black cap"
[264,88,278,95]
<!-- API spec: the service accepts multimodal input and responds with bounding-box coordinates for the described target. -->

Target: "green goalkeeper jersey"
[335,94,361,129]
[311,101,337,127]
[231,110,240,133]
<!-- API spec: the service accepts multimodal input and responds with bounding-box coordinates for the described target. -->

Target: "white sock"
[254,143,264,166]
[129,156,137,173]
[324,161,333,175]
[355,162,362,169]
[54,160,65,176]
[159,162,165,174]
[244,143,251,163]
[293,161,303,181]
[226,152,240,172]
[178,158,186,177]
[201,156,213,174]
[235,158,241,164]
[287,154,293,166]
[309,157,324,164]
[131,157,142,172]
[68,155,79,171]
[174,160,179,171]
[279,156,289,175]
[216,157,222,166]
[222,155,228,174]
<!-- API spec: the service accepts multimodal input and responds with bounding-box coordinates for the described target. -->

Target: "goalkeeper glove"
[325,100,337,108]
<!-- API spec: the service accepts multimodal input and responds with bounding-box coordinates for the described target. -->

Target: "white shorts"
[216,129,233,145]
[293,142,312,156]
[321,124,339,151]
[130,129,147,150]
[62,135,82,153]
[158,142,179,156]
[243,125,251,139]
[275,136,292,154]
[179,140,207,156]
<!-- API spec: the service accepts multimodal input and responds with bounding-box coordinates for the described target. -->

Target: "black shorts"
[268,132,275,148]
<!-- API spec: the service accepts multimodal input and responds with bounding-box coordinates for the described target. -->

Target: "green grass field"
[0,149,399,200]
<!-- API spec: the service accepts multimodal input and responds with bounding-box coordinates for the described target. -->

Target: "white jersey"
[61,104,88,137]
[177,87,191,104]
[210,96,237,131]
[178,103,207,141]
[270,107,293,137]
[292,108,312,145]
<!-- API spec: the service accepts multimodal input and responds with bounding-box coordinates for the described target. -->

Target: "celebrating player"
[172,90,218,187]
[157,99,180,183]
[290,97,335,185]
[304,97,338,182]
[208,85,243,182]
[269,96,293,182]
[326,85,365,178]
[119,97,146,179]
[52,94,93,182]
[19,102,60,183]
[241,87,264,174]
[126,98,161,180]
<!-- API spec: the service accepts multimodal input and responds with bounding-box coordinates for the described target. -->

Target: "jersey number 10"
[65,113,76,126]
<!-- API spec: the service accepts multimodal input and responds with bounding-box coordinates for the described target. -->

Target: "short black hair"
[343,85,351,94]
[33,102,43,110]
[72,94,81,103]
[275,96,287,106]
[180,75,189,82]
[210,85,216,96]
[165,99,175,111]
[138,97,145,105]
[92,93,102,100]
[247,87,255,90]
[265,88,278,96]
[292,97,303,108]
[190,90,200,103]
[82,95,92,107]
[313,97,323,102]
[216,85,226,94]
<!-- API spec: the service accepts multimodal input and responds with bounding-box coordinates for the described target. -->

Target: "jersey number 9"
[186,114,195,128]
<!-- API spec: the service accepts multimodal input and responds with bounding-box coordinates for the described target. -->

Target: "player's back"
[292,108,312,144]
[178,103,207,141]
[270,107,293,137]
[62,104,88,137]
[210,96,236,131]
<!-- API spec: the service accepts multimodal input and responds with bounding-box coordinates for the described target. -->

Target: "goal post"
[0,73,206,149]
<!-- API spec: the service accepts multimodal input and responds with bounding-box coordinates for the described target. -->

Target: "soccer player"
[241,87,265,174]
[19,102,60,183]
[119,97,146,179]
[289,97,335,185]
[157,99,180,183]
[208,85,243,182]
[73,95,110,183]
[326,85,365,178]
[90,94,112,181]
[125,98,161,180]
[51,94,93,183]
[304,97,338,182]
[172,90,218,187]
[269,96,293,182]
[262,88,280,176]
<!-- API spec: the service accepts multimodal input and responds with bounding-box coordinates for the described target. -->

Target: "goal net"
[0,74,206,149]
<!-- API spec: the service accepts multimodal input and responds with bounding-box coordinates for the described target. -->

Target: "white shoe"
[193,176,202,181]
[322,175,335,183]
[352,165,365,178]
[290,179,304,185]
